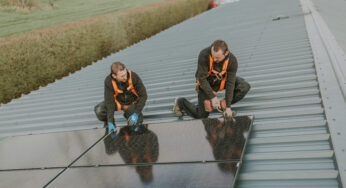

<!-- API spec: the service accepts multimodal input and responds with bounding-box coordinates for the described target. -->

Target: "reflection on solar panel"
[74,116,252,166]
[0,116,252,187]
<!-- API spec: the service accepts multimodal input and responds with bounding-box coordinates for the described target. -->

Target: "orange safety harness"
[111,71,139,111]
[197,55,230,95]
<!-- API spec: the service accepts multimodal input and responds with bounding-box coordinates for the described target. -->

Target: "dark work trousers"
[177,77,250,119]
[94,101,144,126]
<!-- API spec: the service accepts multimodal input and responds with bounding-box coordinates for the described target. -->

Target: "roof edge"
[301,0,346,186]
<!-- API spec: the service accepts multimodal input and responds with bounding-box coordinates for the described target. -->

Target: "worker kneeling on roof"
[173,40,250,119]
[95,62,147,137]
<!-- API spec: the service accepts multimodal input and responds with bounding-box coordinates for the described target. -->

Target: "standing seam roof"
[0,0,342,187]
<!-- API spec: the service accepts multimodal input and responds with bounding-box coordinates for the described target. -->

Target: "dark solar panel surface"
[0,117,252,187]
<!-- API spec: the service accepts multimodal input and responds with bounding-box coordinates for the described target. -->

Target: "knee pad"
[94,105,102,114]
[94,104,107,121]
[238,81,251,93]
[243,82,251,93]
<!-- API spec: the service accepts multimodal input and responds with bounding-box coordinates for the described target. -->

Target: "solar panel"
[0,129,105,170]
[48,162,239,188]
[0,169,61,188]
[0,116,253,187]
[73,116,252,167]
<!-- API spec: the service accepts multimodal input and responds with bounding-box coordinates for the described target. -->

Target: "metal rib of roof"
[0,0,342,186]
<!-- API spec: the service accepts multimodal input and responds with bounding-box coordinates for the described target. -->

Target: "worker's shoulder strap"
[220,57,230,75]
[127,71,138,97]
[207,55,213,77]
[218,58,230,91]
[111,79,122,111]
[111,79,121,96]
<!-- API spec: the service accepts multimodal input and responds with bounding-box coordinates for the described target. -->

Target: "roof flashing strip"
[301,0,346,101]
[301,0,346,187]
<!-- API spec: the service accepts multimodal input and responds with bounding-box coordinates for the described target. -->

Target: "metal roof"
[0,0,345,187]
[311,0,346,53]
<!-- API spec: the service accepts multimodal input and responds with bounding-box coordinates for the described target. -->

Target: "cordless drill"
[204,99,226,112]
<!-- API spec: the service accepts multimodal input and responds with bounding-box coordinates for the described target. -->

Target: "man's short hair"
[211,40,228,54]
[111,62,126,75]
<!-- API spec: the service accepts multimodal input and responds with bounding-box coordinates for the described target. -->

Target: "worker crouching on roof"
[95,62,147,136]
[173,40,250,119]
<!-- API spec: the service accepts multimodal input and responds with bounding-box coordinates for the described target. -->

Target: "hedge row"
[0,0,210,104]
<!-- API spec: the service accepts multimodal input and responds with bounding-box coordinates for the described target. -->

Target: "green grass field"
[0,0,210,104]
[0,0,165,37]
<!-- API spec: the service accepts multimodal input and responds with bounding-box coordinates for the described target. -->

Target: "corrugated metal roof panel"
[0,0,343,186]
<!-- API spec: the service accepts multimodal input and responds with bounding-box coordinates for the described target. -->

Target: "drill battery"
[204,99,226,112]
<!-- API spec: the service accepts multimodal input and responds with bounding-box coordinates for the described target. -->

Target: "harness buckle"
[215,73,223,80]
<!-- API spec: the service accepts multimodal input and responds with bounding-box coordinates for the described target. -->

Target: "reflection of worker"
[103,125,159,183]
[202,117,251,174]
[173,40,250,119]
[95,62,147,138]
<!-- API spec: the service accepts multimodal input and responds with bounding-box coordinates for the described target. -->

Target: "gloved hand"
[128,113,139,126]
[223,107,233,119]
[216,100,226,112]
[211,97,220,109]
[107,122,117,139]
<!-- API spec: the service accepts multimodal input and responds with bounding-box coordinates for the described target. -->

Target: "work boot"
[173,98,183,117]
